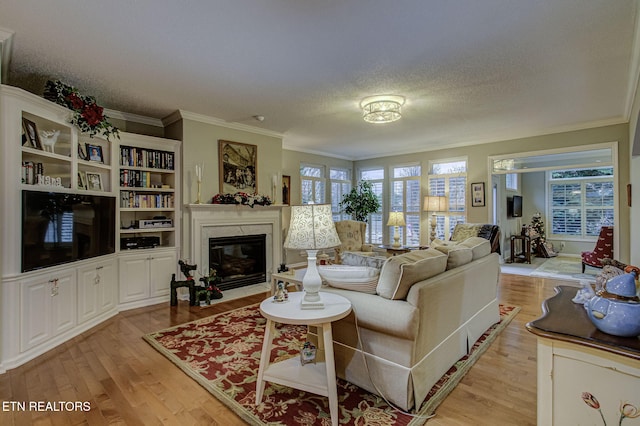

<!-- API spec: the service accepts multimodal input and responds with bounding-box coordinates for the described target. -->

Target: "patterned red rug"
[144,303,519,425]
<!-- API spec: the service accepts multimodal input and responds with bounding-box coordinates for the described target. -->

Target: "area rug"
[144,303,520,425]
[530,256,597,282]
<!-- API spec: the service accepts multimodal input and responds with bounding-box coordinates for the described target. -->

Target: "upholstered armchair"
[333,220,374,263]
[581,226,614,272]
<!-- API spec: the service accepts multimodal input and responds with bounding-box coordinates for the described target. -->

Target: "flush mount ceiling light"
[360,95,405,124]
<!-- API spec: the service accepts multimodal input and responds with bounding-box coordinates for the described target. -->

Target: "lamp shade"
[387,211,406,226]
[423,196,447,212]
[284,204,341,250]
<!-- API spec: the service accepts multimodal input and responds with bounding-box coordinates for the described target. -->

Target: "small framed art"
[86,143,104,163]
[22,118,42,149]
[85,172,103,191]
[471,182,485,207]
[77,171,87,190]
[282,175,290,205]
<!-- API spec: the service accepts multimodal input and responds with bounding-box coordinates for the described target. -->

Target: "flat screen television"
[22,190,116,272]
[508,195,523,218]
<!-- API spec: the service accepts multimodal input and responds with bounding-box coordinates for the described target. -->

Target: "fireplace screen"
[209,234,266,290]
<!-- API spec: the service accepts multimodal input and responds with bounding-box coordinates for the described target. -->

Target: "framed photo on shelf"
[218,140,257,194]
[85,172,103,191]
[78,144,87,160]
[471,182,485,207]
[86,143,104,163]
[282,175,290,205]
[22,118,42,149]
[77,171,87,190]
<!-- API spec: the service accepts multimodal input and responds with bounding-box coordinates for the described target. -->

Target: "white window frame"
[358,167,385,244]
[329,167,352,221]
[427,158,467,240]
[390,163,421,246]
[547,168,614,241]
[300,163,326,204]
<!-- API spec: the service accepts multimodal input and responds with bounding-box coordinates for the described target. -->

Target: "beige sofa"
[314,237,500,411]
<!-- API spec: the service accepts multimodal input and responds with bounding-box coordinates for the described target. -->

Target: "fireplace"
[209,234,266,290]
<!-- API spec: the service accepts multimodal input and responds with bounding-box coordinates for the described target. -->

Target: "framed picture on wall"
[218,140,257,194]
[471,182,485,207]
[282,175,290,205]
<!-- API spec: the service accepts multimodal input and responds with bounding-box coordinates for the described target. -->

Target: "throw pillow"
[457,237,491,260]
[318,265,380,294]
[341,251,388,269]
[433,245,474,269]
[376,249,447,300]
[450,223,482,242]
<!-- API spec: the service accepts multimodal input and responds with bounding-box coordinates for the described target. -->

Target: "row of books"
[21,161,44,185]
[119,145,174,170]
[120,191,175,209]
[120,169,170,188]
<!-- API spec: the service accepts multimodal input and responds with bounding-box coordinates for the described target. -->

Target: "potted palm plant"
[339,181,381,221]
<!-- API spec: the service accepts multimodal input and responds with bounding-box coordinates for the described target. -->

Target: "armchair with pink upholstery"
[333,220,374,263]
[581,226,614,273]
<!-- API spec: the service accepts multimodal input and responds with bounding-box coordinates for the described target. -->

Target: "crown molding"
[0,27,15,84]
[104,108,164,128]
[163,109,283,139]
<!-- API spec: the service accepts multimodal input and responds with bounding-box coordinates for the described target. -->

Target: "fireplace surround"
[186,204,283,291]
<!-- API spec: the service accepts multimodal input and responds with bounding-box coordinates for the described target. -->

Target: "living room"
[1,2,640,425]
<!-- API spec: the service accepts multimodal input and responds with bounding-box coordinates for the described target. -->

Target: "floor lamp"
[387,212,406,248]
[424,195,447,244]
[283,204,341,309]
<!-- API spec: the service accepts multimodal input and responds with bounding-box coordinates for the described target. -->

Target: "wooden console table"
[526,286,640,425]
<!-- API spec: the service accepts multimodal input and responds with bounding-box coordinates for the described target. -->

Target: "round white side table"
[255,291,352,426]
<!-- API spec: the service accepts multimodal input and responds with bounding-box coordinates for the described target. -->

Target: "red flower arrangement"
[44,80,120,141]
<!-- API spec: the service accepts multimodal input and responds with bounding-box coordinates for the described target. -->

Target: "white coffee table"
[255,291,352,426]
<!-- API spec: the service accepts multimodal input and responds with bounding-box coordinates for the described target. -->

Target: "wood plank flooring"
[0,274,569,425]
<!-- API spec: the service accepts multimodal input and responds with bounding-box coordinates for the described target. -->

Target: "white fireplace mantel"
[186,204,284,280]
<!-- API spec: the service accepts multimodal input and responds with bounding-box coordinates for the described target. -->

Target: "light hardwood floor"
[0,273,570,425]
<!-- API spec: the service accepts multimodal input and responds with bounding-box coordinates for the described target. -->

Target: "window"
[506,173,518,191]
[548,167,614,239]
[359,168,384,244]
[300,164,325,204]
[330,167,351,221]
[427,159,467,240]
[390,165,421,246]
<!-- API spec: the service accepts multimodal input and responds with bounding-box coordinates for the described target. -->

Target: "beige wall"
[168,116,283,261]
[353,123,631,261]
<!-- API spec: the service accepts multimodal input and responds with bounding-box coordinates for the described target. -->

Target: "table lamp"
[387,212,406,248]
[423,195,447,244]
[284,204,341,309]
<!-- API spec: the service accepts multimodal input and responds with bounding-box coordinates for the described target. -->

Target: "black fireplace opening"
[209,234,267,290]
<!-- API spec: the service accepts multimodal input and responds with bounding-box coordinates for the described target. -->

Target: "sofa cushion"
[433,245,474,269]
[341,251,388,269]
[376,249,447,300]
[457,237,491,260]
[318,265,380,294]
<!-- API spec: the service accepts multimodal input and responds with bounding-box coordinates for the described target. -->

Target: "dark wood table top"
[526,286,640,360]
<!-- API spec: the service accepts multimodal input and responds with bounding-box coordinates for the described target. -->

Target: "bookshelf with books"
[117,133,181,252]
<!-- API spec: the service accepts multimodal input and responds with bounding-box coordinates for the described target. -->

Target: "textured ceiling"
[1,0,638,160]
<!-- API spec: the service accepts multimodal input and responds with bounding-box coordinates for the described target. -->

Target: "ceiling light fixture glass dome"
[360,95,405,124]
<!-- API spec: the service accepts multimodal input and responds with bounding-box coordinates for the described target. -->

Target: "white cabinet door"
[20,270,76,352]
[149,251,176,298]
[77,259,117,324]
[20,277,51,352]
[118,254,151,303]
[51,273,76,336]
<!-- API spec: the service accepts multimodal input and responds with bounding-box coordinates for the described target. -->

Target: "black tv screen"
[511,195,523,218]
[22,190,116,272]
